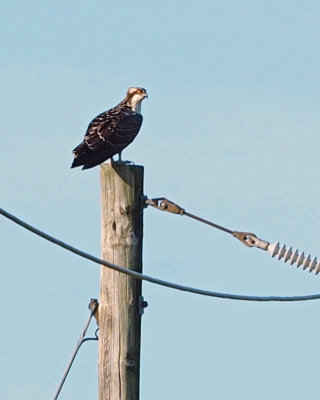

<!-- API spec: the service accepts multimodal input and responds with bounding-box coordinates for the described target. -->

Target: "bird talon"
[111,159,135,165]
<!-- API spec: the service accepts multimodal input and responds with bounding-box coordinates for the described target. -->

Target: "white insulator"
[283,246,293,262]
[267,242,320,275]
[308,257,318,273]
[302,254,311,270]
[290,249,299,265]
[268,242,280,258]
[278,244,287,260]
[296,252,305,268]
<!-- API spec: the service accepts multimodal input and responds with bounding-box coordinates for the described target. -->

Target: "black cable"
[1,207,320,302]
[52,303,98,400]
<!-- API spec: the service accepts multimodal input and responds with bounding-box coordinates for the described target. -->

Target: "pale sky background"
[1,0,320,399]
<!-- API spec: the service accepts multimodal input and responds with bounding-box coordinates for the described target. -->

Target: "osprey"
[71,87,148,170]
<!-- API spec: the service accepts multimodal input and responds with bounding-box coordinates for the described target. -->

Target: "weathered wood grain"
[99,163,144,400]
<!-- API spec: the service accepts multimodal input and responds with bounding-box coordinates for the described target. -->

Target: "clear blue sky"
[1,1,320,399]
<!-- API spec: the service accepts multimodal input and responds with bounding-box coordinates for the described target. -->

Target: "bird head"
[124,87,148,113]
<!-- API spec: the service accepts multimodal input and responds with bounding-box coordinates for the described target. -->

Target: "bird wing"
[83,107,143,152]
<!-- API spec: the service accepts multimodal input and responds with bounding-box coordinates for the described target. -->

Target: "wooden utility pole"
[99,163,144,400]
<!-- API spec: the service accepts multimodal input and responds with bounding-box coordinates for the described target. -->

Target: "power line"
[145,197,234,235]
[1,206,320,302]
[146,197,320,274]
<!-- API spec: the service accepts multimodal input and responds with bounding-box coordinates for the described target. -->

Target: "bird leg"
[113,152,134,165]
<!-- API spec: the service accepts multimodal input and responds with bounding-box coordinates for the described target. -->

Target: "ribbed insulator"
[268,242,320,274]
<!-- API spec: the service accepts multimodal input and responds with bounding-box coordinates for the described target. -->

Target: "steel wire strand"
[53,302,98,400]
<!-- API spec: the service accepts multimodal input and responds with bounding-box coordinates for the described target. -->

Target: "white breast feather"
[129,93,144,114]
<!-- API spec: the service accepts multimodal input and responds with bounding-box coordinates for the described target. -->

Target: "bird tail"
[71,149,110,170]
[71,142,89,168]
[71,157,83,168]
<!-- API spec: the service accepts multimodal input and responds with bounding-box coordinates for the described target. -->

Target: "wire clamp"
[138,296,148,315]
[88,298,99,326]
[233,231,270,250]
[145,197,185,215]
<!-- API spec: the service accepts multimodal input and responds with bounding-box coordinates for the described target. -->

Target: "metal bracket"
[141,195,149,209]
[233,231,270,250]
[138,296,148,315]
[88,298,99,326]
[145,197,185,215]
[88,298,99,314]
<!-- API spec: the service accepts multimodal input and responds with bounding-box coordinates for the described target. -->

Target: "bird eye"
[137,89,143,94]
